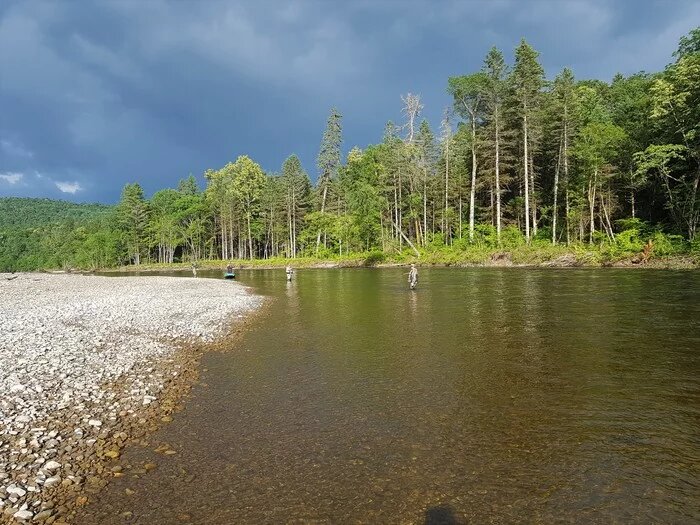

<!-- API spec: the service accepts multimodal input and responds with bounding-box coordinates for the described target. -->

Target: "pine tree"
[511,39,545,243]
[117,183,148,265]
[551,67,577,244]
[316,107,343,251]
[281,154,311,257]
[482,47,509,242]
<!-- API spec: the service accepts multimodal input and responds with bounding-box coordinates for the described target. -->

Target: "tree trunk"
[398,169,403,247]
[552,134,562,244]
[523,109,530,243]
[444,137,449,240]
[394,183,399,244]
[563,118,570,245]
[495,110,502,244]
[530,154,537,237]
[458,169,463,239]
[247,212,253,260]
[588,169,597,244]
[469,116,477,241]
[393,219,420,257]
[316,181,329,252]
[600,191,615,241]
[423,174,427,246]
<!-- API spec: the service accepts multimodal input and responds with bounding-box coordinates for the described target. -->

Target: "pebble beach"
[0,273,261,523]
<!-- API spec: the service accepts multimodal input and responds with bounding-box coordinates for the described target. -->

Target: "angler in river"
[408,264,418,290]
[286,266,294,282]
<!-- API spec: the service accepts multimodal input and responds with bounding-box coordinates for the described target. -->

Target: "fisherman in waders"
[408,264,418,290]
[286,266,294,282]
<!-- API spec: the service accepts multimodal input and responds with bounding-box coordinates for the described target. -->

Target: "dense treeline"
[0,198,109,229]
[1,30,699,271]
[0,198,113,271]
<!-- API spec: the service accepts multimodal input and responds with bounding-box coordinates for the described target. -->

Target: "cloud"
[54,181,83,194]
[0,172,23,184]
[1,139,33,158]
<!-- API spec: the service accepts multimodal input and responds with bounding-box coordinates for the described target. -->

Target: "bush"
[615,228,644,253]
[363,250,385,266]
[649,231,685,256]
[501,226,527,248]
[616,217,651,235]
[472,224,499,248]
[426,232,445,250]
[533,226,552,242]
[691,237,700,255]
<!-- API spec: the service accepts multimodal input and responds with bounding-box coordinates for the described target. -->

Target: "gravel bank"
[0,273,261,523]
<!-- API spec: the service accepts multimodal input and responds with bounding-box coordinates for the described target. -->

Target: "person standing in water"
[408,264,418,290]
[226,262,234,274]
[286,265,294,282]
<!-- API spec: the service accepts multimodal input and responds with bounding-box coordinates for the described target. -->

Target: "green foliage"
[117,183,149,265]
[317,108,343,194]
[674,27,700,58]
[0,198,110,229]
[177,175,199,195]
[649,232,685,256]
[363,250,385,266]
[0,198,116,271]
[614,228,644,253]
[512,39,545,110]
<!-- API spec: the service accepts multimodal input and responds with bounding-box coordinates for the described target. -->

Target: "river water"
[79,268,699,524]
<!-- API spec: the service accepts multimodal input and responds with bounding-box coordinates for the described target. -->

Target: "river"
[78,268,700,524]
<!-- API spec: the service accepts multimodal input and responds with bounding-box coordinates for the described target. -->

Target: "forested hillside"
[1,28,699,271]
[0,198,110,228]
[0,198,114,271]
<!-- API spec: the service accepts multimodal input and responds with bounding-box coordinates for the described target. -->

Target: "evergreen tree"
[316,107,343,251]
[482,47,509,242]
[281,154,311,257]
[511,39,545,242]
[117,183,148,265]
[550,67,577,243]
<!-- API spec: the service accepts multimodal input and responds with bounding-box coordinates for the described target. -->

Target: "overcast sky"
[1,0,698,203]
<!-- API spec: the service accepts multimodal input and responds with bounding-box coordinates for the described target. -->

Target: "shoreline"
[94,252,699,273]
[0,274,263,524]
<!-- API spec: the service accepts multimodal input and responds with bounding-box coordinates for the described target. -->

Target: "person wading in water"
[286,266,294,282]
[408,264,418,290]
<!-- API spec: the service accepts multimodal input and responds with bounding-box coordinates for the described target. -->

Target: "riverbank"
[99,246,699,273]
[0,274,262,524]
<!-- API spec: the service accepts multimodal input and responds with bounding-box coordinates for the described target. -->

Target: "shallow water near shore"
[79,268,699,523]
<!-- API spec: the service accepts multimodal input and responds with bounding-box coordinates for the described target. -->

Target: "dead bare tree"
[401,93,423,144]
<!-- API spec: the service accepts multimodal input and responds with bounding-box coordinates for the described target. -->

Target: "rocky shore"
[0,274,261,524]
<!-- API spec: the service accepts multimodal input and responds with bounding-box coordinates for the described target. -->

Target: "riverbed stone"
[12,509,33,521]
[0,273,261,523]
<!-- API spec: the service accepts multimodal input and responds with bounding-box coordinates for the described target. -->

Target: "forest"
[1,29,699,272]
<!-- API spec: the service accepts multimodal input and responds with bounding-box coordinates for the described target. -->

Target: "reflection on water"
[81,269,700,524]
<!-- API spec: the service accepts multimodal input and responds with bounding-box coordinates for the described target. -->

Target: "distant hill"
[0,197,112,229]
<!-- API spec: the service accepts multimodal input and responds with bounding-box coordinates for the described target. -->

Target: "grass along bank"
[100,240,699,273]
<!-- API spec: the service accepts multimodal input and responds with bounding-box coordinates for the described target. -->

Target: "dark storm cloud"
[1,0,698,202]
